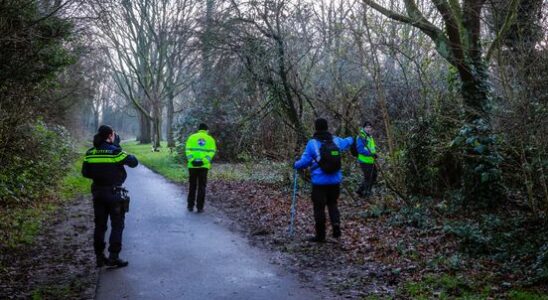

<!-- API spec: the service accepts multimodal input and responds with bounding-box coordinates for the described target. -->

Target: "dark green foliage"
[451,119,504,207]
[0,1,77,206]
[399,118,438,196]
[509,290,548,300]
[0,122,75,205]
[389,198,435,229]
[444,221,491,255]
[0,1,74,87]
[532,243,548,284]
[394,100,462,198]
[444,213,548,283]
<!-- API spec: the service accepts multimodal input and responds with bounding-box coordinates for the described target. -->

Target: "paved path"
[96,165,320,300]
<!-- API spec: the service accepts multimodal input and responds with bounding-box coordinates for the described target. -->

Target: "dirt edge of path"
[0,196,98,299]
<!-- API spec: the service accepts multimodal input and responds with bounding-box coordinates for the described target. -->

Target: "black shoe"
[306,236,326,243]
[197,208,203,213]
[96,254,108,267]
[333,226,341,238]
[106,256,129,268]
[188,207,194,212]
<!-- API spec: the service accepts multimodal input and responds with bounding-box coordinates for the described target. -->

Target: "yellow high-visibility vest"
[185,130,217,169]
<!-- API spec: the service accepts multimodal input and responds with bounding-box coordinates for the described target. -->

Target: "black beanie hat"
[198,123,208,130]
[94,125,113,147]
[98,125,113,139]
[315,118,328,131]
[363,121,372,127]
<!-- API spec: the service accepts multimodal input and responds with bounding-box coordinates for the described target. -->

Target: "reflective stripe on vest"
[84,151,128,164]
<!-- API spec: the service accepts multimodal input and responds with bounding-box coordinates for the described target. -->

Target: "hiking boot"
[333,226,341,239]
[306,236,326,243]
[106,254,129,268]
[197,208,204,213]
[188,207,194,212]
[96,254,108,268]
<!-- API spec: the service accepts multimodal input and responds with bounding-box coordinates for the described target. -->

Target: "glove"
[113,133,121,146]
[373,154,378,159]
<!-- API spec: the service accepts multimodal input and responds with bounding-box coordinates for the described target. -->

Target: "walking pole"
[288,169,298,237]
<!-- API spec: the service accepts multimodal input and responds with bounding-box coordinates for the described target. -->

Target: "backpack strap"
[313,139,321,161]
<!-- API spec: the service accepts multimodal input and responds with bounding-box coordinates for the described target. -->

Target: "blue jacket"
[356,130,377,164]
[294,133,353,185]
[356,137,372,156]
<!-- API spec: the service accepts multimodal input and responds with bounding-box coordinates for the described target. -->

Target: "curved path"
[96,165,320,300]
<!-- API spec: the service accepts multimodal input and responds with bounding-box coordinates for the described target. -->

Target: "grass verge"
[122,141,187,182]
[121,141,287,184]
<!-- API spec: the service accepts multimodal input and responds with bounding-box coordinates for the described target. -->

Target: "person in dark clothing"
[294,118,353,242]
[82,125,138,267]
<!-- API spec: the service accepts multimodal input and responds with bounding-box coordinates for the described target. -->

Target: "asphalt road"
[95,165,320,300]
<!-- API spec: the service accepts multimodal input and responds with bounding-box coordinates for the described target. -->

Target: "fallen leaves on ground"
[208,180,547,299]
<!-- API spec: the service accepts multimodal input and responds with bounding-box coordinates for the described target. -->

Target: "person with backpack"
[356,121,378,197]
[293,118,354,242]
[185,123,217,213]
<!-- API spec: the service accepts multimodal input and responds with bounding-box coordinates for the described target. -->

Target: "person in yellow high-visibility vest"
[185,123,217,212]
[356,121,378,197]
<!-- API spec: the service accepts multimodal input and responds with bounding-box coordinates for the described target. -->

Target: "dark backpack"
[314,139,341,174]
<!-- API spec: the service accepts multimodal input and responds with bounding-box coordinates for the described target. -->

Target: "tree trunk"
[456,62,502,205]
[93,111,99,132]
[199,0,215,108]
[274,36,307,146]
[151,104,162,150]
[166,95,175,148]
[139,111,152,144]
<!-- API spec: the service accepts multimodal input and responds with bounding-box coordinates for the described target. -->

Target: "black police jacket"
[81,142,138,187]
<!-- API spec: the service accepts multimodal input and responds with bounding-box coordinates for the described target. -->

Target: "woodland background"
[0,0,546,298]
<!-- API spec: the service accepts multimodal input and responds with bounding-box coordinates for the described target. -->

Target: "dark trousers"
[311,184,341,239]
[92,188,125,256]
[358,163,377,196]
[188,168,208,210]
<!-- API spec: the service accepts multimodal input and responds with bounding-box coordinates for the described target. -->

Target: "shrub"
[0,121,75,206]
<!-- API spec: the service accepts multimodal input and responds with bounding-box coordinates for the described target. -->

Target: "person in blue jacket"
[294,118,354,242]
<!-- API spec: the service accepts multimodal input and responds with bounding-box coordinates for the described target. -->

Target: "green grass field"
[121,141,288,184]
[122,141,188,182]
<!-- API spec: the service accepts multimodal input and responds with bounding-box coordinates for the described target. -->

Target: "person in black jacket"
[82,125,138,268]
